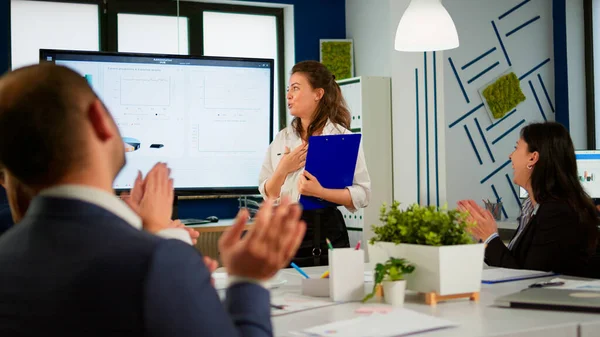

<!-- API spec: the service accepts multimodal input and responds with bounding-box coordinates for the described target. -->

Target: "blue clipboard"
[299,134,362,211]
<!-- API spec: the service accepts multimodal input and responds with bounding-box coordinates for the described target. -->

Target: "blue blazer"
[0,186,12,235]
[0,206,12,235]
[0,197,272,337]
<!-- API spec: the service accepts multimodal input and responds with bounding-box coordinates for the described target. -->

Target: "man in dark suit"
[0,207,11,235]
[0,185,13,235]
[0,64,306,337]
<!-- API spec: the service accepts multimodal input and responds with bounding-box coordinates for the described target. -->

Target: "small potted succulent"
[363,257,415,306]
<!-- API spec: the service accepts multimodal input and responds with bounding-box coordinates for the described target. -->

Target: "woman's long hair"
[290,61,351,140]
[522,122,599,252]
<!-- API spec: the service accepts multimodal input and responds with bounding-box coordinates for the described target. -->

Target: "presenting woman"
[458,122,599,277]
[258,61,371,267]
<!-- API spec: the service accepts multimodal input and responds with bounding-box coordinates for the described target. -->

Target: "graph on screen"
[120,76,171,106]
[576,151,600,198]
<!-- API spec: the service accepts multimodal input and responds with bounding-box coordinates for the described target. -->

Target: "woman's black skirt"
[291,206,350,267]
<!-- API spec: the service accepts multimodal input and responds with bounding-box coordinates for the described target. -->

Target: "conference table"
[269,266,600,337]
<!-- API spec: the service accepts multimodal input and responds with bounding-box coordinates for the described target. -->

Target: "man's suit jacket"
[0,186,12,235]
[0,196,272,337]
[0,206,12,236]
[486,200,595,277]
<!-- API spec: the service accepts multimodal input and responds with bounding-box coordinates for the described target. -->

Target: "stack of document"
[481,268,555,284]
[289,308,458,337]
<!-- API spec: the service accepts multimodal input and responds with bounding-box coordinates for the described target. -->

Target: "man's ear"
[87,99,116,142]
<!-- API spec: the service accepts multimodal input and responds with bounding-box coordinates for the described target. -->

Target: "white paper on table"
[547,278,600,291]
[270,293,339,317]
[289,308,458,337]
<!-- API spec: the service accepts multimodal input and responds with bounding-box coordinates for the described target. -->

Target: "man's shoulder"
[0,197,163,258]
[0,207,13,236]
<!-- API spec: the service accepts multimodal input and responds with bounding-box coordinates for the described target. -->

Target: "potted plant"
[363,257,415,306]
[368,202,485,297]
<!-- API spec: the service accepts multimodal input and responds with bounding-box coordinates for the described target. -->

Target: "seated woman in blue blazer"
[459,122,599,277]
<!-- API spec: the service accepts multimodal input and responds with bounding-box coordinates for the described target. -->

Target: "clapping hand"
[457,200,498,242]
[122,163,197,242]
[218,197,306,281]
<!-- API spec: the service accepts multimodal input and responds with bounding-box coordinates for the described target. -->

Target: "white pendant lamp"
[394,0,459,52]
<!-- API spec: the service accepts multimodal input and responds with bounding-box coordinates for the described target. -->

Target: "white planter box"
[368,242,485,296]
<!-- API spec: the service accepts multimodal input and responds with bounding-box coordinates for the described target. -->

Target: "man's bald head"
[0,64,99,187]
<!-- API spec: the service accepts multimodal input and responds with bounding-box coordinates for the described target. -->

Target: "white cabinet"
[337,76,393,249]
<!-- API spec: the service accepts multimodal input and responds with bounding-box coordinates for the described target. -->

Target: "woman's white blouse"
[258,121,371,212]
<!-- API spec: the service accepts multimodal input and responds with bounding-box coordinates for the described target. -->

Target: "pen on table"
[270,304,286,310]
[326,238,334,250]
[290,262,310,279]
[528,281,565,288]
[355,240,361,250]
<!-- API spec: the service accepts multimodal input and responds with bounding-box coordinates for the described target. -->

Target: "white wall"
[566,0,587,150]
[346,0,431,206]
[346,0,427,205]
[345,0,392,77]
[443,0,554,218]
[346,0,589,219]
[389,0,447,208]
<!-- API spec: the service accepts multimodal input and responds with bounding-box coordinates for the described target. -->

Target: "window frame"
[7,0,286,132]
[8,0,107,69]
[105,0,286,131]
[584,0,596,149]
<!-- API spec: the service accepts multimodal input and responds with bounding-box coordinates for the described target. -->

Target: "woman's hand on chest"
[275,142,307,175]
